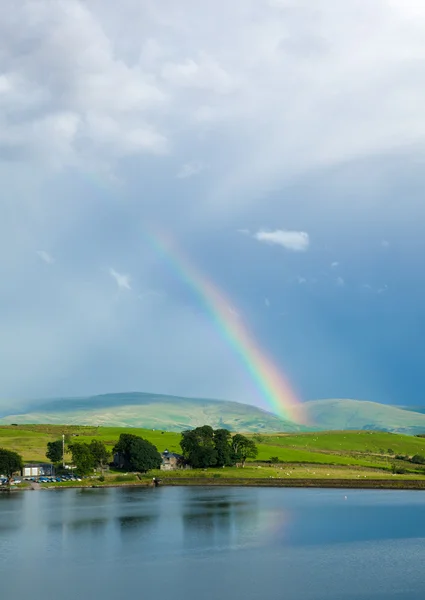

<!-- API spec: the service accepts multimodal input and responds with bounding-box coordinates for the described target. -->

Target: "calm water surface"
[1,487,425,600]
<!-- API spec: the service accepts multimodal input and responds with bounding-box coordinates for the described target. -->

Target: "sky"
[1,0,425,414]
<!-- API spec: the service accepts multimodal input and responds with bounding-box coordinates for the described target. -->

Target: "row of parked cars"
[33,475,83,483]
[1,474,85,485]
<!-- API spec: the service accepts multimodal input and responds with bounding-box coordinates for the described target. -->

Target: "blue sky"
[1,0,425,412]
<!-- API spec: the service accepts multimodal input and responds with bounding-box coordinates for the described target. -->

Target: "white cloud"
[381,240,390,248]
[297,276,307,284]
[36,250,54,264]
[177,161,205,179]
[336,277,345,287]
[237,228,250,235]
[331,261,339,268]
[254,229,310,251]
[0,2,167,168]
[264,297,270,307]
[109,268,131,290]
[161,55,235,94]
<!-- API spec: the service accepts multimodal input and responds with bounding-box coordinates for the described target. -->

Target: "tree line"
[0,426,258,482]
[180,426,257,468]
[46,434,162,475]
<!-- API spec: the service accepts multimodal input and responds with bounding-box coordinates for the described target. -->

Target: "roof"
[161,451,183,459]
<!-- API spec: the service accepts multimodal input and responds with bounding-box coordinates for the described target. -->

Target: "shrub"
[270,456,280,464]
[387,449,394,454]
[391,463,406,474]
[411,454,425,465]
[98,475,105,482]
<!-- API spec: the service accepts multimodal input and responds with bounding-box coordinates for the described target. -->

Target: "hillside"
[2,393,425,435]
[2,426,425,479]
[305,399,425,434]
[0,392,303,433]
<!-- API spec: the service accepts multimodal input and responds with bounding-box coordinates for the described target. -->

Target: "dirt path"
[30,481,41,490]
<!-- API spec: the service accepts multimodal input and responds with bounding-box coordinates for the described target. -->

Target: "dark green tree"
[46,440,63,464]
[231,434,258,467]
[180,426,217,468]
[113,434,161,472]
[89,440,110,473]
[0,448,23,482]
[69,442,95,475]
[213,428,234,467]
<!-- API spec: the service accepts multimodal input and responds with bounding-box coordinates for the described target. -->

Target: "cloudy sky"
[1,0,425,413]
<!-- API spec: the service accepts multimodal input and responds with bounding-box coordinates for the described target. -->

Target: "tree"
[213,428,234,467]
[89,440,110,473]
[180,426,217,468]
[46,440,63,464]
[68,442,95,475]
[113,434,161,472]
[0,448,23,482]
[231,434,258,467]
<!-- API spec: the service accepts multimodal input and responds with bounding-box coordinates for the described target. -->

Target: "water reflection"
[67,517,109,533]
[1,488,425,600]
[117,514,159,537]
[181,489,282,552]
[0,491,25,533]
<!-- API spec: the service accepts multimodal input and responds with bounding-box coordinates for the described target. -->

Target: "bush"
[270,456,280,464]
[391,463,406,474]
[213,473,221,478]
[387,449,394,454]
[411,454,425,465]
[98,475,105,482]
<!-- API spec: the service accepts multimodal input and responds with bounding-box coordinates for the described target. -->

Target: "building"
[22,463,54,477]
[113,452,126,469]
[160,450,185,471]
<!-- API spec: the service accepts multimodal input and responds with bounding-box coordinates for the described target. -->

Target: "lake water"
[1,486,425,600]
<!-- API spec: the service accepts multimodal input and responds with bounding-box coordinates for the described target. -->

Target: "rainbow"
[147,229,305,424]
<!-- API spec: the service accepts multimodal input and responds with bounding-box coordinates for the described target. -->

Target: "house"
[113,452,126,469]
[160,450,185,471]
[22,463,54,478]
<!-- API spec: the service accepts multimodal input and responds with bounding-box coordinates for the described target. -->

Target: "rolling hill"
[0,392,304,433]
[1,392,425,435]
[304,399,425,434]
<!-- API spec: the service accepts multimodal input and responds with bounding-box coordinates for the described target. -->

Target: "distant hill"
[2,393,425,435]
[305,399,425,435]
[0,392,304,433]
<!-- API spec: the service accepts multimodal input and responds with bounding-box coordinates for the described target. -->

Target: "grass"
[2,425,425,485]
[18,465,424,492]
[0,425,181,463]
[252,430,425,454]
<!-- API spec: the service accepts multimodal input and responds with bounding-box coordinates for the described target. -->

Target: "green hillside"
[2,425,425,474]
[305,399,425,434]
[2,393,425,435]
[0,392,303,433]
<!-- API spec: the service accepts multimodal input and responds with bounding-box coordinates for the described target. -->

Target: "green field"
[2,425,425,482]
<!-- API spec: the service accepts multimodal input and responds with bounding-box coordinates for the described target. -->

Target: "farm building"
[160,450,185,471]
[22,463,54,477]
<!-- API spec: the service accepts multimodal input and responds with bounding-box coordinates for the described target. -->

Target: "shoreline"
[2,478,425,491]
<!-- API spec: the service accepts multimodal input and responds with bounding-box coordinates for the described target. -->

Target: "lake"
[1,486,425,599]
